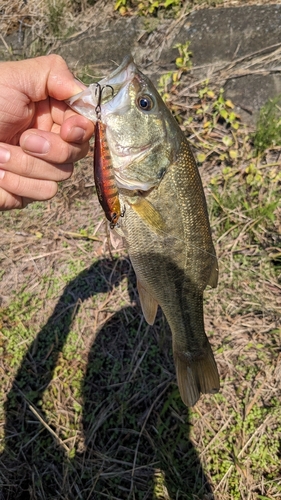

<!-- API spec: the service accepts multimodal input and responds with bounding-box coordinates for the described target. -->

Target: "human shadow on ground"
[0,257,214,500]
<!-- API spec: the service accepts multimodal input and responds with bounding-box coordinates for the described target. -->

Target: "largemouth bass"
[67,56,219,406]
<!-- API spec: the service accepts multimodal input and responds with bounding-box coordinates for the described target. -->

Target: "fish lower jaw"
[115,173,156,191]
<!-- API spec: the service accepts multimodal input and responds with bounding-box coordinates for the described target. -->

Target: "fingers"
[20,109,94,164]
[33,97,95,137]
[0,187,33,210]
[0,143,72,210]
[0,169,58,210]
[0,144,73,181]
[20,128,90,165]
[0,110,94,210]
[0,56,94,211]
[60,114,95,143]
[0,187,21,210]
[3,55,86,102]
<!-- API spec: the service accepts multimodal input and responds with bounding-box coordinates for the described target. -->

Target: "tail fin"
[174,344,220,407]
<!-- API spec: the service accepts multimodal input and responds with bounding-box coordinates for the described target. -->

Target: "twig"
[23,249,68,261]
[129,383,171,496]
[0,33,12,53]
[14,383,70,453]
[59,230,102,241]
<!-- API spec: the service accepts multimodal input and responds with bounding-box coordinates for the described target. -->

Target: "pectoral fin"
[129,197,166,234]
[137,279,158,325]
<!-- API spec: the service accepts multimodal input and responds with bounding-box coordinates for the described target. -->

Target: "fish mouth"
[66,56,160,192]
[66,55,136,122]
[98,55,135,88]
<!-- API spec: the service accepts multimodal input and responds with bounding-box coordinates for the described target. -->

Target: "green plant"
[114,0,129,15]
[158,42,192,102]
[174,41,192,78]
[114,0,183,16]
[253,93,281,155]
[47,0,65,36]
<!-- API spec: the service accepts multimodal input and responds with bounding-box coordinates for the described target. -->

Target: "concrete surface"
[1,4,281,125]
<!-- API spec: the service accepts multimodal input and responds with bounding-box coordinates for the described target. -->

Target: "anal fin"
[208,257,219,288]
[174,343,220,407]
[137,279,158,325]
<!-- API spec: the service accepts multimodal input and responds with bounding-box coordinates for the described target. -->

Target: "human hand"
[0,55,95,210]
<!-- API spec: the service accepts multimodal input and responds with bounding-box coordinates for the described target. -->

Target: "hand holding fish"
[0,55,95,210]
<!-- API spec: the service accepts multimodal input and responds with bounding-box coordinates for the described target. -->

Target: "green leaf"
[229,149,238,159]
[222,135,233,147]
[220,108,229,120]
[225,99,234,108]
[197,153,206,163]
[229,111,237,122]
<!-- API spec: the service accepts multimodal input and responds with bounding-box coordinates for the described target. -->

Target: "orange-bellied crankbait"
[93,83,123,228]
[93,118,122,228]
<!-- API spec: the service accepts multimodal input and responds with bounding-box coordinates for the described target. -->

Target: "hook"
[95,84,114,120]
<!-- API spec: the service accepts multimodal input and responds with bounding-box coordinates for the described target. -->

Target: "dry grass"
[0,83,280,499]
[0,1,281,499]
[0,0,113,59]
[0,0,279,60]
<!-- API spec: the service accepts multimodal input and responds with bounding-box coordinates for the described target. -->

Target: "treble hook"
[95,83,114,120]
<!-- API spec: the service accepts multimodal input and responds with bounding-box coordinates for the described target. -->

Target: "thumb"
[2,55,85,102]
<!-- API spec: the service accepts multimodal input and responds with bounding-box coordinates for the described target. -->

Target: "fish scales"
[119,138,219,406]
[67,55,220,407]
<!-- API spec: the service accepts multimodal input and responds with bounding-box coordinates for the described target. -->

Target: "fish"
[67,56,219,406]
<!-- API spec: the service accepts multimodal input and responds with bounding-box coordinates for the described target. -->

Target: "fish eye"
[137,94,154,111]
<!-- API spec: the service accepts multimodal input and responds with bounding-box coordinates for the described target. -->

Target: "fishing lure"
[94,84,123,228]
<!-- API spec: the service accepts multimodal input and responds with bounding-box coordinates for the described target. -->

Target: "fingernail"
[74,79,86,91]
[0,169,5,179]
[67,126,86,142]
[22,134,50,155]
[0,146,10,163]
